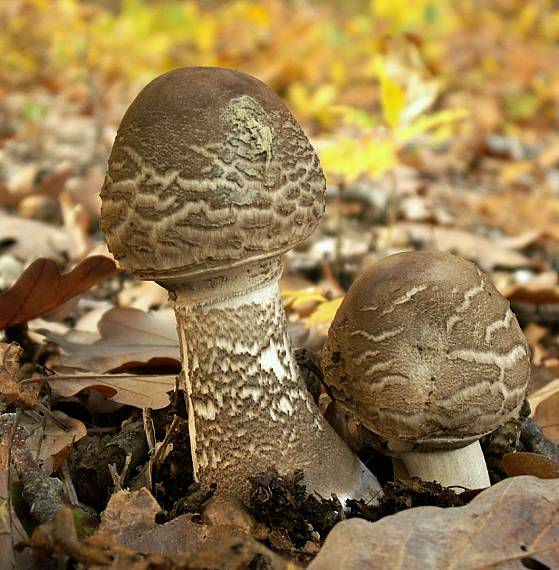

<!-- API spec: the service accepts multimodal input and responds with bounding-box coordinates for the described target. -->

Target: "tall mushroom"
[100,67,379,501]
[322,251,531,489]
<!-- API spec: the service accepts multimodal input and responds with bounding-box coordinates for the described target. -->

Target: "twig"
[142,408,156,457]
[152,414,179,470]
[109,452,132,492]
[130,415,179,492]
[60,460,79,506]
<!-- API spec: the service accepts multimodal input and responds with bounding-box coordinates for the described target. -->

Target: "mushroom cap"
[321,251,530,452]
[100,67,326,280]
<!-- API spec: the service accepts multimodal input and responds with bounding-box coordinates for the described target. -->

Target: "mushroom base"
[173,267,380,503]
[397,441,491,490]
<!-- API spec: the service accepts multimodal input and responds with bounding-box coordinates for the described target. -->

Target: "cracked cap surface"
[100,67,326,280]
[321,251,531,452]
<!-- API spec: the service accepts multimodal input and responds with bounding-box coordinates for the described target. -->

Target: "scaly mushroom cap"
[100,67,326,280]
[322,251,530,452]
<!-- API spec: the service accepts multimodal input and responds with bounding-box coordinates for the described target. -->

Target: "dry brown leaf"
[37,504,296,570]
[534,391,559,443]
[17,410,87,473]
[45,372,176,409]
[98,488,209,555]
[0,343,40,409]
[523,323,548,366]
[100,488,163,535]
[502,452,559,479]
[0,256,117,329]
[309,477,559,570]
[505,284,559,305]
[478,191,559,236]
[94,489,293,568]
[396,222,534,270]
[118,281,168,311]
[39,307,179,372]
[529,378,559,415]
[0,211,73,260]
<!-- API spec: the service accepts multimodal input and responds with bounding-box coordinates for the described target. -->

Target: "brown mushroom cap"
[100,67,325,281]
[322,251,530,452]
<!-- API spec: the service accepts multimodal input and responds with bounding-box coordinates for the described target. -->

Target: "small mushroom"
[100,67,379,501]
[322,251,531,489]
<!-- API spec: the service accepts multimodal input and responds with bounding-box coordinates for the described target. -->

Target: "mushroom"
[100,67,380,501]
[321,251,531,489]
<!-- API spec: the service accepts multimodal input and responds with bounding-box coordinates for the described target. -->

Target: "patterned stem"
[174,271,380,501]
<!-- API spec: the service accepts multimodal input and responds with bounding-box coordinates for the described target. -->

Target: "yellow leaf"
[380,73,406,129]
[320,135,398,181]
[288,83,337,125]
[363,137,399,177]
[396,108,468,142]
[332,105,376,129]
[282,289,327,309]
[306,297,344,332]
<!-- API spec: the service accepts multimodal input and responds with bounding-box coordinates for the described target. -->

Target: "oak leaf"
[310,477,559,570]
[0,256,117,329]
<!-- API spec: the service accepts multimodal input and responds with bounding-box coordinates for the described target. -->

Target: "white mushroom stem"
[170,261,380,502]
[397,441,491,490]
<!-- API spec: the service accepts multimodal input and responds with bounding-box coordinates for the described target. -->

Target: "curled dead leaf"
[39,307,179,372]
[502,451,559,479]
[43,372,176,409]
[17,409,87,474]
[395,222,535,270]
[0,342,39,409]
[534,391,559,443]
[0,256,117,329]
[528,377,559,413]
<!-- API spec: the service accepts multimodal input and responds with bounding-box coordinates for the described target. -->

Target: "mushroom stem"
[399,441,491,490]
[171,259,379,501]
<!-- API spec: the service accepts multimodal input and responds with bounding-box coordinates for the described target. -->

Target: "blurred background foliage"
[0,0,559,181]
[2,0,559,206]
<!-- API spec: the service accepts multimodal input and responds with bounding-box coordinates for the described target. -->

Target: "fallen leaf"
[505,284,559,305]
[98,488,209,555]
[118,281,168,311]
[0,211,73,260]
[96,489,293,567]
[534,391,559,443]
[501,452,559,479]
[39,307,179,372]
[309,477,559,570]
[0,256,117,329]
[305,297,344,333]
[44,372,176,409]
[16,410,87,474]
[100,488,163,535]
[477,190,559,236]
[396,222,534,270]
[39,504,296,570]
[528,378,559,415]
[523,322,548,365]
[0,343,39,409]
